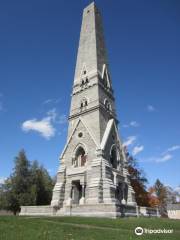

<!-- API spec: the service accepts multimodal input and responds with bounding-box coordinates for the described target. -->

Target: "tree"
[30,161,54,205]
[148,186,160,207]
[2,150,33,214]
[0,178,20,215]
[125,149,150,206]
[154,179,167,217]
[0,150,54,214]
[12,150,33,206]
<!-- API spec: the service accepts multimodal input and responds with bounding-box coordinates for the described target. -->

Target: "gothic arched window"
[110,145,117,169]
[102,65,111,89]
[80,98,88,109]
[104,99,111,111]
[74,146,87,167]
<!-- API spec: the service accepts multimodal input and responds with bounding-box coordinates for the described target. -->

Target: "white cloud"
[123,136,137,147]
[161,145,180,155]
[47,108,57,122]
[43,98,61,105]
[147,105,156,112]
[0,177,6,184]
[156,154,172,163]
[47,108,66,124]
[43,99,53,104]
[130,121,139,127]
[122,124,129,128]
[22,118,55,139]
[140,151,174,163]
[122,121,140,128]
[132,145,144,156]
[166,145,180,152]
[22,108,66,139]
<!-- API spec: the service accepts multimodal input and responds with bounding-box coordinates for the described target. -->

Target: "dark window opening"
[110,146,117,169]
[80,99,88,109]
[75,147,87,167]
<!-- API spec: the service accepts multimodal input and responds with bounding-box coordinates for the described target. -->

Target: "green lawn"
[0,216,179,240]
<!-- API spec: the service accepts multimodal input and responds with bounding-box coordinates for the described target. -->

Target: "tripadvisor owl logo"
[135,227,144,235]
[134,226,173,235]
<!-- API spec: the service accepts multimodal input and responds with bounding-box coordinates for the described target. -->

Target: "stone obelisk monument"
[51,2,137,217]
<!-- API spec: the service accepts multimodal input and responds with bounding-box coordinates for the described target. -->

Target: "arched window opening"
[81,77,89,87]
[103,70,110,88]
[104,99,108,108]
[110,146,117,169]
[74,146,87,167]
[104,99,111,111]
[104,77,108,88]
[80,98,88,109]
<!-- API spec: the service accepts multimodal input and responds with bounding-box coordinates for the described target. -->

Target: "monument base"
[20,204,159,218]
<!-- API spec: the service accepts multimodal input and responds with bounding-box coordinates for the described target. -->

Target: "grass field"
[0,216,179,240]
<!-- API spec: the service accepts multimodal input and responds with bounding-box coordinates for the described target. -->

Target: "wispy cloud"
[140,149,174,163]
[43,98,61,105]
[47,108,66,124]
[132,145,144,156]
[166,145,180,152]
[161,145,180,156]
[147,105,156,112]
[156,154,173,163]
[122,121,140,128]
[123,136,137,147]
[22,108,66,140]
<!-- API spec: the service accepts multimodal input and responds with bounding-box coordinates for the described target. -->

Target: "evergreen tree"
[0,150,54,214]
[30,161,54,205]
[11,150,33,207]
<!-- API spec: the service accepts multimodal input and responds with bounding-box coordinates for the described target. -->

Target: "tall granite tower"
[51,2,136,217]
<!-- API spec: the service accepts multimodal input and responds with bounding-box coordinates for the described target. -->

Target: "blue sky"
[0,0,179,189]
